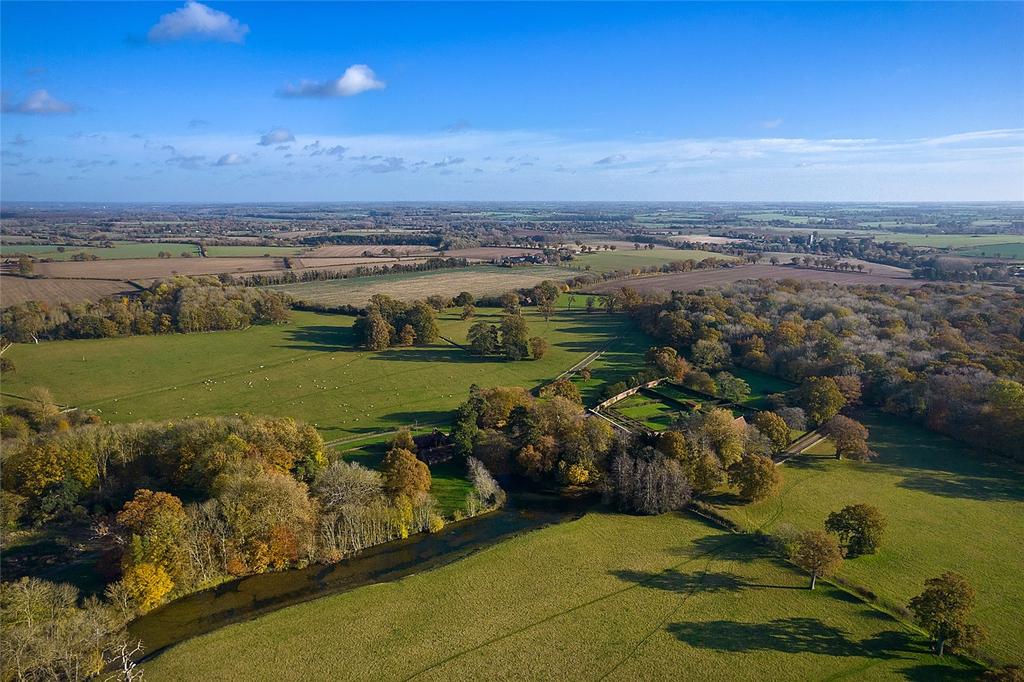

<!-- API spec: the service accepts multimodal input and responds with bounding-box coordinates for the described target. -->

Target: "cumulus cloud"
[2,90,77,115]
[148,1,249,43]
[433,156,465,168]
[279,65,386,98]
[258,127,295,146]
[353,155,404,173]
[214,153,245,166]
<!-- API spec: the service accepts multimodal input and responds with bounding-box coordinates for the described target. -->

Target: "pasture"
[1,306,636,442]
[264,265,580,307]
[714,412,1024,665]
[954,243,1024,259]
[143,511,978,681]
[1,241,200,260]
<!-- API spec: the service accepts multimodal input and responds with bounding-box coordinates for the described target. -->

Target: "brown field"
[266,265,579,307]
[1,276,135,307]
[583,264,924,296]
[33,257,286,281]
[304,245,437,258]
[444,247,551,260]
[290,256,429,270]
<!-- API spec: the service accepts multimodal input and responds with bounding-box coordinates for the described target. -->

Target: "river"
[130,491,592,659]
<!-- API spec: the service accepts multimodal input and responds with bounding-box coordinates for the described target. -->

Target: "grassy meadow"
[1,241,200,260]
[566,248,736,273]
[713,412,1024,665]
[1,306,638,442]
[143,510,979,681]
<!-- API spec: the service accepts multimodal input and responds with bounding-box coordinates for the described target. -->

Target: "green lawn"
[2,308,640,442]
[204,245,306,257]
[334,431,471,516]
[712,412,1024,665]
[144,511,978,681]
[1,241,200,260]
[613,392,679,431]
[566,248,735,273]
[730,367,796,409]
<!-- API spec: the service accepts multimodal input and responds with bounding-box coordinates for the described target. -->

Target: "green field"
[334,431,472,515]
[0,241,200,260]
[204,245,306,257]
[144,510,978,681]
[612,392,680,430]
[763,228,1024,249]
[954,243,1024,259]
[567,248,735,273]
[713,412,1024,665]
[1,307,636,442]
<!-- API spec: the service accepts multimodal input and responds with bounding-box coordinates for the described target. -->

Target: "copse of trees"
[1,276,291,343]
[353,294,439,350]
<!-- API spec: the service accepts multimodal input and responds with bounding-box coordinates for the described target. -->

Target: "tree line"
[0,276,291,344]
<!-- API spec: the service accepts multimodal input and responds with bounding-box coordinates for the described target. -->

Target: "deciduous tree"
[825,503,885,556]
[790,529,843,590]
[909,572,983,656]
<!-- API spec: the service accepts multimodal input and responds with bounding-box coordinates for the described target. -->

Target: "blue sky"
[2,1,1022,201]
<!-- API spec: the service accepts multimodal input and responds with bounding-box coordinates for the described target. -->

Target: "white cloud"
[214,153,245,166]
[2,90,76,115]
[760,118,784,129]
[258,128,294,146]
[279,65,385,98]
[148,1,249,44]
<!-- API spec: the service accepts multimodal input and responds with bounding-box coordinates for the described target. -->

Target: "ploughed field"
[714,413,1024,665]
[583,264,923,296]
[0,306,634,442]
[263,265,581,308]
[143,511,980,681]
[31,256,288,281]
[0,276,137,307]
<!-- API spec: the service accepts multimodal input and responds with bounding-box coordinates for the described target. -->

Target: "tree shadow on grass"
[611,568,805,594]
[277,325,355,352]
[369,347,485,364]
[896,472,1024,502]
[898,664,981,681]
[668,618,867,656]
